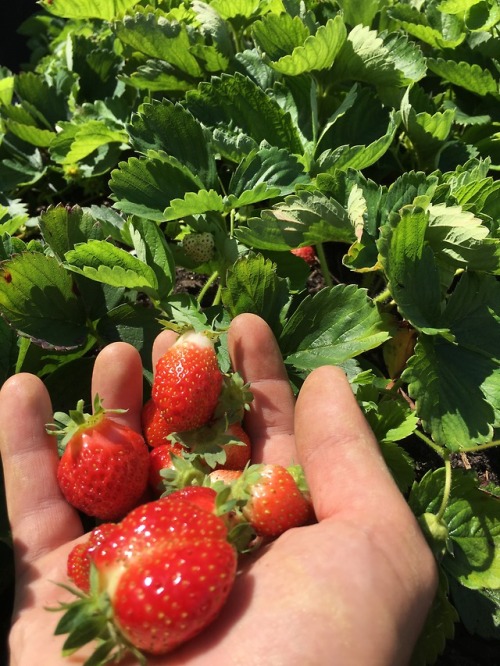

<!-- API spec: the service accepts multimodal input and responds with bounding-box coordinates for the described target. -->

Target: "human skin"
[0,313,438,666]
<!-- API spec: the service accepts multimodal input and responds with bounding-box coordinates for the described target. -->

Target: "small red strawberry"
[235,463,313,538]
[141,397,173,447]
[218,422,251,470]
[291,245,316,266]
[152,330,223,433]
[49,396,150,521]
[148,441,187,495]
[209,469,243,485]
[67,523,119,592]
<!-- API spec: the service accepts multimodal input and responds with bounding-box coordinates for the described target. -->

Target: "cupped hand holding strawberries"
[0,314,438,666]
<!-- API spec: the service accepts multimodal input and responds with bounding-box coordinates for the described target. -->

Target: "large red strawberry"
[152,330,223,433]
[53,494,236,661]
[49,396,149,521]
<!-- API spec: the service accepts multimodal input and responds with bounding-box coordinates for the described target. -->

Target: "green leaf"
[40,0,142,21]
[252,15,347,75]
[316,110,401,173]
[336,0,382,27]
[378,206,446,335]
[379,440,416,494]
[438,0,483,13]
[109,154,203,221]
[0,253,87,350]
[210,0,260,19]
[450,579,500,640]
[4,121,55,148]
[39,205,104,262]
[59,121,128,165]
[427,58,499,96]
[388,5,466,49]
[403,273,500,448]
[128,218,175,300]
[221,253,290,335]
[128,100,218,189]
[185,73,304,156]
[332,25,427,88]
[115,12,202,77]
[96,303,164,373]
[410,468,500,589]
[236,190,355,251]
[64,239,160,299]
[425,203,500,272]
[410,569,457,666]
[164,189,225,221]
[280,284,392,369]
[229,144,307,199]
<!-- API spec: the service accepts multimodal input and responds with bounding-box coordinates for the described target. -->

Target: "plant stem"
[373,287,391,304]
[197,270,219,305]
[315,243,333,287]
[460,439,500,454]
[414,429,446,459]
[436,456,453,522]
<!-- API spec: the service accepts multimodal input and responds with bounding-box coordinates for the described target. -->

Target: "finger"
[295,366,404,522]
[151,329,178,372]
[0,374,82,570]
[227,314,296,465]
[91,342,144,432]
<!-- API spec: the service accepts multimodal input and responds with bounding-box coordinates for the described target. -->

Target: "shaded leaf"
[0,253,87,350]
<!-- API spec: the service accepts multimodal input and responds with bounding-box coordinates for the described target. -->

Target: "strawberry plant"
[0,0,500,663]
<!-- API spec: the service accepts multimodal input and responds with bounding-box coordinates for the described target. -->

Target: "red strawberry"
[236,464,313,538]
[67,523,118,592]
[209,469,243,485]
[111,536,236,655]
[54,494,235,662]
[50,396,149,521]
[167,485,218,513]
[152,331,223,433]
[141,397,173,447]
[148,441,186,495]
[218,422,251,470]
[291,245,316,266]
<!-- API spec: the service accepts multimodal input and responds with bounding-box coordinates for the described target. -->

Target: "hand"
[0,314,438,666]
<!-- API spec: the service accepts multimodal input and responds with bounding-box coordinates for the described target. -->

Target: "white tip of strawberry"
[175,330,215,349]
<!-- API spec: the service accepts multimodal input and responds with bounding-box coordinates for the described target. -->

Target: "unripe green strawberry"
[182,232,215,264]
[152,330,223,433]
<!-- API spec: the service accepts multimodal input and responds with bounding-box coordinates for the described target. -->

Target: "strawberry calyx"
[46,394,127,455]
[165,372,253,460]
[49,566,147,666]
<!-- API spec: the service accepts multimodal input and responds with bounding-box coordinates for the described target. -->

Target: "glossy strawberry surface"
[151,331,223,433]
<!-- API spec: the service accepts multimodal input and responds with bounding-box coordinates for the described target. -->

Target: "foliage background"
[1,0,500,664]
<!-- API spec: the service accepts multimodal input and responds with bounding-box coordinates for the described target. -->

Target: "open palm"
[0,314,437,666]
